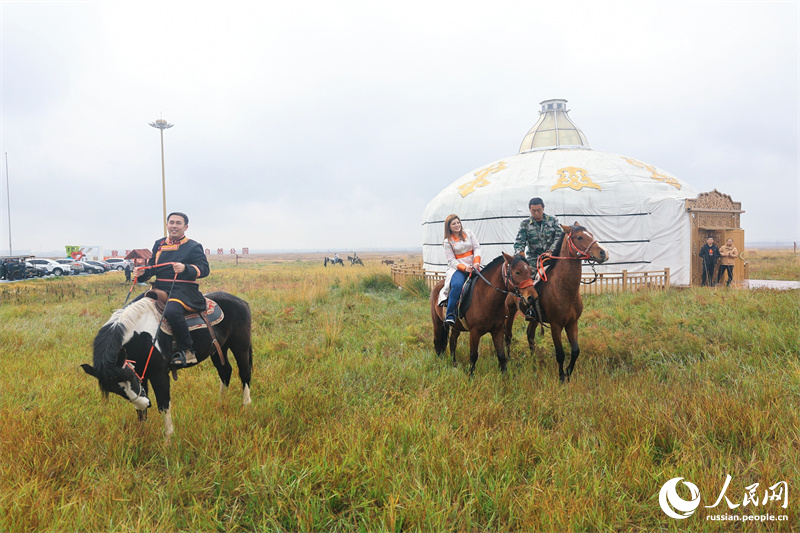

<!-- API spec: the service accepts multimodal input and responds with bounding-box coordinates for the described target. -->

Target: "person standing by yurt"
[440,214,482,326]
[698,236,720,287]
[717,238,738,287]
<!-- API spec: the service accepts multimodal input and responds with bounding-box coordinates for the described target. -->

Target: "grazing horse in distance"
[381,259,395,265]
[430,253,537,376]
[324,257,344,267]
[505,223,609,382]
[81,290,253,439]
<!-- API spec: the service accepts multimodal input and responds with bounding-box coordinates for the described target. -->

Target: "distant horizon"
[1,246,425,259]
[2,242,797,260]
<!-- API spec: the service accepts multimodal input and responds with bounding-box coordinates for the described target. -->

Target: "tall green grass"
[1,258,798,531]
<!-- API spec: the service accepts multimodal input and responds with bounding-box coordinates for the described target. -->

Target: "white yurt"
[422,99,700,286]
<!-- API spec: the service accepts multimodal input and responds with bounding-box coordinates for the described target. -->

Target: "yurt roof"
[519,98,590,152]
[422,99,700,286]
[425,147,697,221]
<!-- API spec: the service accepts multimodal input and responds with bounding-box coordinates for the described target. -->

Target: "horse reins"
[122,262,179,307]
[124,263,180,381]
[472,261,534,301]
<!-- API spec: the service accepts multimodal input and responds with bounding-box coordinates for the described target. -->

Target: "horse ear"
[561,225,572,234]
[518,250,525,257]
[502,252,514,263]
[80,363,97,377]
[573,221,580,227]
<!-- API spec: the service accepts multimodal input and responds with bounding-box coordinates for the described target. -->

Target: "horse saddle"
[457,273,478,319]
[142,289,225,335]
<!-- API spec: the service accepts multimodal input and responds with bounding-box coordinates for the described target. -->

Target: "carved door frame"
[685,189,745,287]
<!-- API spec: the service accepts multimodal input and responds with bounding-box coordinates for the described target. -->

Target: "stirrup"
[171,349,197,369]
[524,300,539,322]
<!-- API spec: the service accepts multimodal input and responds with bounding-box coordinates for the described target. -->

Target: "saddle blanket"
[160,298,224,335]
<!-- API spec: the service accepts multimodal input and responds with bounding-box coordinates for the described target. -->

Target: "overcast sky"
[1,0,797,256]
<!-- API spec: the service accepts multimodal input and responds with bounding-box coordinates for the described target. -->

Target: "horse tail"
[433,322,449,355]
[430,280,448,355]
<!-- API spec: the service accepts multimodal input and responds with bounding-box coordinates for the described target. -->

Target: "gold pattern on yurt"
[622,157,682,189]
[457,161,507,197]
[551,167,601,192]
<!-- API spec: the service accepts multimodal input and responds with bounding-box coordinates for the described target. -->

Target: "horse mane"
[509,254,529,269]
[479,253,529,276]
[481,254,506,274]
[92,298,159,384]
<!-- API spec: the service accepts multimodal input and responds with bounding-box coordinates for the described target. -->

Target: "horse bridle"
[120,359,149,400]
[472,259,534,301]
[553,230,598,261]
[537,229,601,284]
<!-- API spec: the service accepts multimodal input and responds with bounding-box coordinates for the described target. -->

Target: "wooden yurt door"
[723,229,745,285]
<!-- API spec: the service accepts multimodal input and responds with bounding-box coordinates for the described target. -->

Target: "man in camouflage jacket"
[514,197,564,266]
[514,198,563,321]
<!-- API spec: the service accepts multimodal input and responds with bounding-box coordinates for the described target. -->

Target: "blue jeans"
[446,270,468,321]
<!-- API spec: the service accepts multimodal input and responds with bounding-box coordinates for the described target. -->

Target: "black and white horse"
[81,290,253,439]
[324,257,344,267]
[347,255,363,266]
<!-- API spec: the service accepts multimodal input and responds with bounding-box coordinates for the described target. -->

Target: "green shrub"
[359,273,396,292]
[402,277,430,300]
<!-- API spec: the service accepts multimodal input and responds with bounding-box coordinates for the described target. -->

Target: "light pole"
[148,118,174,237]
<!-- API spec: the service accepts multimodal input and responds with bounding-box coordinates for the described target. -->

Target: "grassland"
[744,248,800,281]
[1,251,798,532]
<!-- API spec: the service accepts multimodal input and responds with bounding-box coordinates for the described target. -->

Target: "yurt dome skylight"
[518,98,590,153]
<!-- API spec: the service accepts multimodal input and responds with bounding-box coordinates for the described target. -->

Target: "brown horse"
[431,253,538,376]
[504,223,609,382]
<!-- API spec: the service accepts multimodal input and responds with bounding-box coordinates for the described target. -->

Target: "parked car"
[86,260,112,272]
[56,258,84,274]
[28,258,72,276]
[78,260,105,274]
[25,262,48,277]
[104,258,132,271]
[1,258,44,280]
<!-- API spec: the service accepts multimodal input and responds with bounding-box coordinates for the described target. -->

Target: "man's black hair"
[167,212,189,224]
[529,198,544,207]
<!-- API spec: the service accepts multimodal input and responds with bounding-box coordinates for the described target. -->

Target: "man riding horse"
[514,197,564,320]
[132,211,209,369]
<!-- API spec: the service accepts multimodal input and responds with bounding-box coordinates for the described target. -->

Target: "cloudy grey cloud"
[1,0,797,256]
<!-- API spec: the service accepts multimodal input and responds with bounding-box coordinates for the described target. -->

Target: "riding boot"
[524,298,539,322]
[164,301,197,368]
